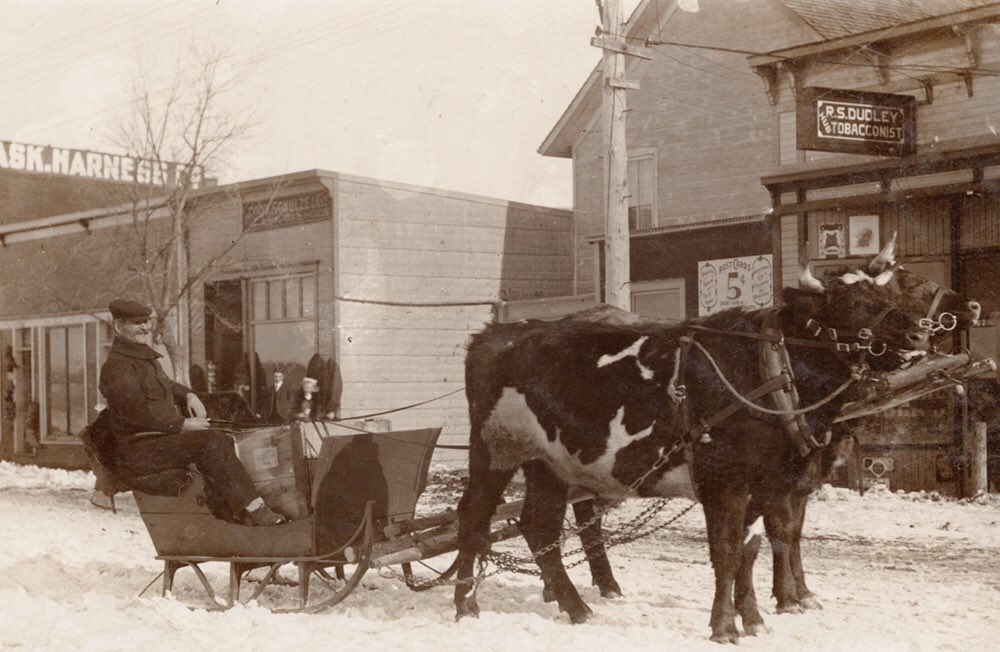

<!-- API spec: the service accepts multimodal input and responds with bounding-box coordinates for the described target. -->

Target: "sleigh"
[133,422,538,612]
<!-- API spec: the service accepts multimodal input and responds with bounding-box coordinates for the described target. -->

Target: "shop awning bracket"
[952,23,982,68]
[961,71,974,98]
[918,77,934,106]
[752,64,780,106]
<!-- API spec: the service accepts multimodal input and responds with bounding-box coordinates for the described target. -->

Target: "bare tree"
[103,49,259,385]
[24,48,298,389]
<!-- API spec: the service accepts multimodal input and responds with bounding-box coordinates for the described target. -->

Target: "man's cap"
[109,299,152,323]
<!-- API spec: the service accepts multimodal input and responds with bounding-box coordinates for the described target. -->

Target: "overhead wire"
[0,0,189,69]
[12,0,454,142]
[1,2,221,92]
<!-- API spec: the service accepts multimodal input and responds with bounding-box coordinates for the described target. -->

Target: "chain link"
[384,440,695,587]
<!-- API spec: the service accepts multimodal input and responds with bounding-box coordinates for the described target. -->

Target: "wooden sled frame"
[159,503,375,613]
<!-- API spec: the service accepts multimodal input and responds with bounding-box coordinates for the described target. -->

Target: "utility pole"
[591,0,651,310]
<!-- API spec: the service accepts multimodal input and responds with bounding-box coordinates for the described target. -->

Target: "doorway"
[204,280,246,395]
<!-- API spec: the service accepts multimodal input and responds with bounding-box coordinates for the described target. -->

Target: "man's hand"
[186,393,208,419]
[182,417,211,431]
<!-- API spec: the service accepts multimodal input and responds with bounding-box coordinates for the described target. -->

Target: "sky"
[0,0,652,208]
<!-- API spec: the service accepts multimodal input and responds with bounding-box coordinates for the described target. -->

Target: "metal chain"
[488,497,698,576]
[481,438,688,568]
[382,433,693,589]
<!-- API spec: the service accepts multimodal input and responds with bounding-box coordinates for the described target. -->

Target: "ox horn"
[873,269,894,286]
[869,231,898,273]
[800,264,825,294]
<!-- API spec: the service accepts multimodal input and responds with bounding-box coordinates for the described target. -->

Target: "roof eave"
[748,4,1000,66]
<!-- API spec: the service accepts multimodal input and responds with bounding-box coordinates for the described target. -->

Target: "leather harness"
[669,307,895,458]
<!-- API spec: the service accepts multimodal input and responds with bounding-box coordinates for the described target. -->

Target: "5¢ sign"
[698,255,773,316]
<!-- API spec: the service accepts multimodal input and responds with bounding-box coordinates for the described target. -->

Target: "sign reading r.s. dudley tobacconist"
[797,87,916,157]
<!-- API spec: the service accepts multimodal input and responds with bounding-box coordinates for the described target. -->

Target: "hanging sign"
[698,254,773,316]
[797,87,916,156]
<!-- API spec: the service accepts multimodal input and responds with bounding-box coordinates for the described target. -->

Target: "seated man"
[93,298,285,526]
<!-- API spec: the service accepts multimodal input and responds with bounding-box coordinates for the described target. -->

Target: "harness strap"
[759,310,829,457]
[686,374,789,442]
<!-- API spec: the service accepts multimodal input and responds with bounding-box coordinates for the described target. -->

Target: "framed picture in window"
[849,215,880,256]
[818,224,845,259]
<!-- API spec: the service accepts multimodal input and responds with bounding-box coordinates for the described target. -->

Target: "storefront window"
[44,325,88,441]
[0,318,106,448]
[250,272,318,394]
[251,275,315,321]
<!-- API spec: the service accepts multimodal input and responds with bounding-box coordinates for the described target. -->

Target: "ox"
[453,269,932,642]
[556,236,983,624]
[738,239,981,620]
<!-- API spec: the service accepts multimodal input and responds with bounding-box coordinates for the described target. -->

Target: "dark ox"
[454,272,931,641]
[556,236,983,624]
[737,239,980,620]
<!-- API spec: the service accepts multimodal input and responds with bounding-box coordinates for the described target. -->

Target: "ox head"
[864,233,981,332]
[791,265,931,371]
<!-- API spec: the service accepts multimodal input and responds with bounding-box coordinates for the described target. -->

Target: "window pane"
[627,159,639,207]
[286,278,302,318]
[44,325,88,440]
[269,281,284,320]
[252,281,267,321]
[638,157,654,205]
[46,328,69,438]
[301,275,315,317]
[68,326,86,436]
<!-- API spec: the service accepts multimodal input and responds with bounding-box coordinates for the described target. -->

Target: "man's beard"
[120,328,151,346]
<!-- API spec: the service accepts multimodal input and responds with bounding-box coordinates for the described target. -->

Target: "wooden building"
[0,168,573,469]
[541,0,1000,494]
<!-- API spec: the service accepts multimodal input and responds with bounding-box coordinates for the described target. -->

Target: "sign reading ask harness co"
[797,87,916,157]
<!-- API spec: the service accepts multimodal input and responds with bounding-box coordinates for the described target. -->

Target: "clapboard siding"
[337,274,568,304]
[334,177,572,463]
[339,250,569,280]
[339,221,571,255]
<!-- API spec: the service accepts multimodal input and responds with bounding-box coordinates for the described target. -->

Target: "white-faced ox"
[454,276,931,642]
[556,236,983,628]
[736,239,980,622]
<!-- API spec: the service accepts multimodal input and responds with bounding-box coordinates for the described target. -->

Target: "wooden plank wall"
[807,206,951,259]
[335,177,574,462]
[960,195,1000,250]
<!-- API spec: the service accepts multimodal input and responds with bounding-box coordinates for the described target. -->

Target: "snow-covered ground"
[1,460,998,651]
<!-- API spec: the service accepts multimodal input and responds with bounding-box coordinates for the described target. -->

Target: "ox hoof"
[743,621,769,637]
[776,602,803,615]
[560,601,593,624]
[455,598,480,621]
[709,631,740,645]
[799,595,823,611]
[598,580,623,598]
